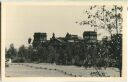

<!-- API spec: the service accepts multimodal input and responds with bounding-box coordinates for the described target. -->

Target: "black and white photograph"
[5,3,123,77]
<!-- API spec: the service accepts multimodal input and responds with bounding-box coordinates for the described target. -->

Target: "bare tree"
[76,5,123,36]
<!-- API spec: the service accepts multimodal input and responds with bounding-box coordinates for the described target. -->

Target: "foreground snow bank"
[11,63,120,77]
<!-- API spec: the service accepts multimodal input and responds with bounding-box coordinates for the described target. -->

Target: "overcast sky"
[5,3,111,48]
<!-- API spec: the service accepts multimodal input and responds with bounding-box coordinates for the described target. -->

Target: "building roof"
[34,32,47,37]
[83,31,97,37]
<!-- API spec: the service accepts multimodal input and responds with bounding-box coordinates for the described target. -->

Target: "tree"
[27,45,34,62]
[5,44,17,60]
[28,38,32,44]
[110,34,122,76]
[18,45,28,62]
[76,5,123,36]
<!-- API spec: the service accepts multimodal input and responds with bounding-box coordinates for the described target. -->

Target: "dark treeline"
[5,32,122,71]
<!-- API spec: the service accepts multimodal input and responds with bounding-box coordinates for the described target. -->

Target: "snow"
[6,63,120,77]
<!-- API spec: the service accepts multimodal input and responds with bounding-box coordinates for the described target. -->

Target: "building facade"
[31,31,97,66]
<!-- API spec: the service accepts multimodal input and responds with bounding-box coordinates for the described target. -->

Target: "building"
[32,31,97,48]
[32,32,47,48]
[30,31,98,65]
[83,31,97,43]
[82,31,97,66]
[65,33,81,43]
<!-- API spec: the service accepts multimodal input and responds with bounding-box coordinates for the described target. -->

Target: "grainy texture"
[5,4,123,77]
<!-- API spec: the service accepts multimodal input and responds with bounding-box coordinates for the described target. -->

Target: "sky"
[5,3,113,48]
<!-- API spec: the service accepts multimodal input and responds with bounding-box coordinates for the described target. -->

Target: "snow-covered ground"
[6,63,120,77]
[5,64,70,77]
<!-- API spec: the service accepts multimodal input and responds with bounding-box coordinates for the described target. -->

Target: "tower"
[32,32,47,48]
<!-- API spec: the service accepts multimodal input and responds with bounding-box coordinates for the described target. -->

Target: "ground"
[5,63,120,77]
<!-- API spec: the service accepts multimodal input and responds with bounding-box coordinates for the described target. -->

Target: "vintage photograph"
[5,3,123,77]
